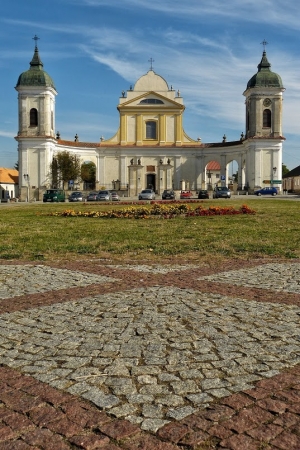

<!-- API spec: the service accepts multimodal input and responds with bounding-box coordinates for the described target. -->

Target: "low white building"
[0,168,19,201]
[15,42,285,201]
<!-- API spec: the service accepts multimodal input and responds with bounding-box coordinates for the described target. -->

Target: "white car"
[96,190,112,201]
[138,189,156,200]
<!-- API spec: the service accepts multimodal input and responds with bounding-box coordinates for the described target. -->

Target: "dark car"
[255,187,277,196]
[43,189,65,203]
[213,186,231,199]
[68,191,84,202]
[162,189,176,200]
[198,189,209,199]
[86,191,98,201]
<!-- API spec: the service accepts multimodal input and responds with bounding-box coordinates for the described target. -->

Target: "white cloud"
[0,130,15,138]
[79,0,300,29]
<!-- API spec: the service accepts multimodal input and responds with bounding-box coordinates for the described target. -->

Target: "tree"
[282,163,289,177]
[50,156,59,188]
[81,161,96,189]
[232,171,238,182]
[50,151,81,188]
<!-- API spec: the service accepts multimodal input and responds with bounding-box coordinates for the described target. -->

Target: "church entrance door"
[146,174,156,192]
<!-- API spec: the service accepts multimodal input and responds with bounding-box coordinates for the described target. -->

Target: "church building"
[15,41,285,201]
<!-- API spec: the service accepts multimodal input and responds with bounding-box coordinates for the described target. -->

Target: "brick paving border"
[0,257,299,449]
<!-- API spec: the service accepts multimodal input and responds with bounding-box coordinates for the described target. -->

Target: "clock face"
[263,98,272,107]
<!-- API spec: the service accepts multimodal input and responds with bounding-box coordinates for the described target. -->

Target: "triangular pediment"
[118,91,184,110]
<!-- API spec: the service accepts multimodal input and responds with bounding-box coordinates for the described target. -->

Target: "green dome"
[247,51,283,89]
[16,46,56,89]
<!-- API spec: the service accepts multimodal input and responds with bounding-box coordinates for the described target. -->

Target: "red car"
[180,190,193,199]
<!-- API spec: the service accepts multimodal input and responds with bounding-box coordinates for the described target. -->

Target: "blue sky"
[0,0,299,170]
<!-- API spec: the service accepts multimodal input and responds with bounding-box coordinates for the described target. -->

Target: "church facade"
[15,43,285,201]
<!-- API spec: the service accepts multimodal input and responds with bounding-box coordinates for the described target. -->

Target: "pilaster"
[136,115,143,145]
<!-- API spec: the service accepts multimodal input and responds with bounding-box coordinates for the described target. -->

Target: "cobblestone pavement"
[0,258,299,449]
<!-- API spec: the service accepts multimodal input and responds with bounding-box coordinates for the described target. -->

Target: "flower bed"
[50,203,255,219]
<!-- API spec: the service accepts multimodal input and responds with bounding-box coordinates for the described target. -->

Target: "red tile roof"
[0,168,19,184]
[207,161,220,170]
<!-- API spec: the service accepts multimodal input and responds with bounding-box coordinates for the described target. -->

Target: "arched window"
[146,121,157,139]
[246,111,250,133]
[30,108,38,127]
[263,109,271,128]
[140,99,164,104]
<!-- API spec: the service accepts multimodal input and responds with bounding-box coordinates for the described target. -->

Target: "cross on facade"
[261,39,268,51]
[148,57,154,70]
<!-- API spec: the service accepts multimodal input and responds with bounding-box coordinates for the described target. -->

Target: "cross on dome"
[32,35,40,48]
[148,57,154,70]
[260,39,268,51]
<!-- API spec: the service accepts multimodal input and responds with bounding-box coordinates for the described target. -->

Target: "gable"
[118,91,184,111]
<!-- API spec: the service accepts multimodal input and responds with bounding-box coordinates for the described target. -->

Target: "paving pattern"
[198,263,300,293]
[0,259,299,449]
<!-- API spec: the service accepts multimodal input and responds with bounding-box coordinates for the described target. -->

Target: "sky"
[0,0,299,170]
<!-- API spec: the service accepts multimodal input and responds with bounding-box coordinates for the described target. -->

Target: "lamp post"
[207,170,212,190]
[272,167,277,185]
[23,174,29,202]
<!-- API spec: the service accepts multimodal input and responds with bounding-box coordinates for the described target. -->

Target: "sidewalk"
[0,258,299,449]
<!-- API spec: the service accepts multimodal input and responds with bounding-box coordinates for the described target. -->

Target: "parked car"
[111,191,120,201]
[138,189,156,200]
[198,189,209,199]
[255,187,277,196]
[162,189,176,200]
[43,189,65,203]
[180,190,193,199]
[97,190,112,201]
[68,191,84,202]
[213,186,231,198]
[86,191,98,201]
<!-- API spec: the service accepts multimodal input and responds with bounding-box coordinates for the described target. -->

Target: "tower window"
[146,121,157,139]
[246,111,250,132]
[263,109,271,128]
[30,108,38,127]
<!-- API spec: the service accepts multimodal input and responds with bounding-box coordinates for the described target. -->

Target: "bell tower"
[243,43,285,192]
[15,36,57,139]
[243,44,285,139]
[15,36,58,201]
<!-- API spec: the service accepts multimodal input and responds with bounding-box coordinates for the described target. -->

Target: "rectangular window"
[146,121,157,139]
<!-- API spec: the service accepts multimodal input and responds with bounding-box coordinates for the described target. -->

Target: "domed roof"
[16,45,56,90]
[247,51,283,89]
[134,70,169,92]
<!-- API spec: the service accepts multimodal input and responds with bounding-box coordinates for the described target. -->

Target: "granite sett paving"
[0,258,299,449]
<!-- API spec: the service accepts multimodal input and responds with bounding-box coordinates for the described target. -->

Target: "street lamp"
[23,174,30,202]
[207,170,212,190]
[272,167,277,185]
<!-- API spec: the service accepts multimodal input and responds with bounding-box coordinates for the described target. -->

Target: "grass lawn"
[0,199,299,263]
